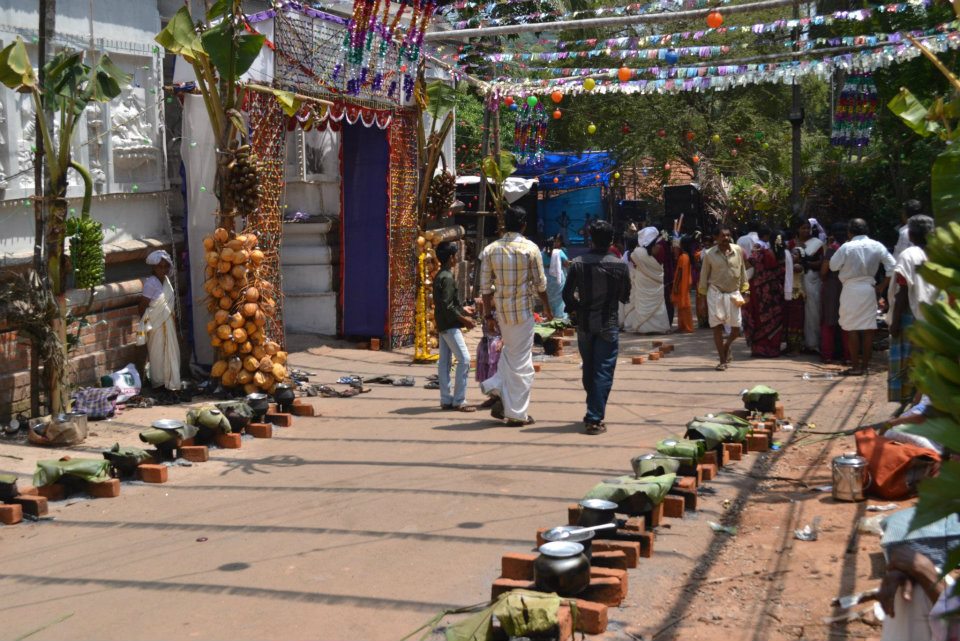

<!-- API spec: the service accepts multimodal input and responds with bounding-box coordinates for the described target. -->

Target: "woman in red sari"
[671,235,695,333]
[745,229,785,357]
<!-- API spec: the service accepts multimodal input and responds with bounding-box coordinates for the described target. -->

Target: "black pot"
[577,498,618,533]
[533,541,591,596]
[246,393,270,423]
[274,384,295,414]
[542,526,595,560]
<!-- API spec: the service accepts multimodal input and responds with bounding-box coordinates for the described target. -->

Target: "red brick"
[774,402,785,419]
[631,356,645,364]
[491,578,536,600]
[137,464,168,484]
[37,484,66,501]
[369,338,381,351]
[669,487,699,512]
[592,541,640,568]
[1,503,23,524]
[501,553,537,580]
[180,437,195,447]
[247,422,273,438]
[215,433,242,449]
[563,328,575,337]
[652,340,664,348]
[87,478,120,498]
[648,352,660,361]
[623,516,645,533]
[591,567,628,599]
[747,433,769,452]
[12,495,48,517]
[700,450,718,466]
[291,402,316,417]
[637,531,655,558]
[17,485,38,496]
[556,603,574,641]
[581,576,622,606]
[591,550,628,570]
[674,476,697,491]
[266,412,293,427]
[567,503,581,526]
[646,501,665,528]
[573,599,608,634]
[178,445,209,463]
[699,463,718,481]
[663,495,685,519]
[533,363,541,373]
[724,442,743,461]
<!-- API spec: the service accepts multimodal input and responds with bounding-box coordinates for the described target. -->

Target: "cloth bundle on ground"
[444,589,570,641]
[27,415,89,447]
[656,438,705,465]
[71,386,120,420]
[33,458,112,487]
[102,443,155,477]
[631,454,681,478]
[583,473,676,510]
[685,419,750,449]
[856,428,940,500]
[742,385,779,413]
[215,400,253,432]
[138,421,199,446]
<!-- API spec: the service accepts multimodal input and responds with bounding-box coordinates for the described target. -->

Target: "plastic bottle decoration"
[514,101,549,168]
[583,78,596,91]
[830,73,878,154]
[551,90,563,104]
[509,103,519,111]
[730,148,739,157]
[617,67,632,83]
[587,123,597,135]
[706,11,723,28]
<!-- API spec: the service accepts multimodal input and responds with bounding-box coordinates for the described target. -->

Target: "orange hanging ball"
[553,177,559,184]
[617,67,632,83]
[551,90,563,104]
[553,109,562,120]
[706,11,723,29]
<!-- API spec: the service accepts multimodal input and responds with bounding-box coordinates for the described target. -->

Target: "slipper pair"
[585,421,607,435]
[441,404,477,413]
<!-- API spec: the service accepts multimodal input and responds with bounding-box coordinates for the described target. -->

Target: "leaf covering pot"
[684,420,749,449]
[631,453,681,478]
[742,385,779,413]
[656,438,704,465]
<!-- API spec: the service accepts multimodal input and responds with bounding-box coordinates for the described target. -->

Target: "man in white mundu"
[139,250,181,393]
[697,226,750,370]
[621,226,670,334]
[829,218,895,376]
[479,206,552,426]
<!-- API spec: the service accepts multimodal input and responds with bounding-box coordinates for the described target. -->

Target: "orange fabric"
[672,254,694,332]
[855,428,941,500]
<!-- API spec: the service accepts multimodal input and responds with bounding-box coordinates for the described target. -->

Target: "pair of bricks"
[37,478,122,501]
[493,562,627,608]
[1,486,48,524]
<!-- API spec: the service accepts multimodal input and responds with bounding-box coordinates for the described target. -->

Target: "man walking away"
[893,199,923,261]
[479,206,552,426]
[829,218,895,376]
[433,242,476,412]
[697,226,750,370]
[563,220,631,435]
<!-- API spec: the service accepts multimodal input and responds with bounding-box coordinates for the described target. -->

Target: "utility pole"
[472,105,491,298]
[789,0,804,217]
[31,0,56,417]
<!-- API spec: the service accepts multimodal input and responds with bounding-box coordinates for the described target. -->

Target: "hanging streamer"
[831,73,878,152]
[514,102,549,169]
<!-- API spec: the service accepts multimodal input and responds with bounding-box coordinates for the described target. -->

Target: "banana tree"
[481,150,518,232]
[416,78,458,230]
[0,37,128,413]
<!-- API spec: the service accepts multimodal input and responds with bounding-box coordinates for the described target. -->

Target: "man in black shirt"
[433,242,476,412]
[562,220,631,434]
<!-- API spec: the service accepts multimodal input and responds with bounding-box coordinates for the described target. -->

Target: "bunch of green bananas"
[907,220,960,419]
[67,215,105,289]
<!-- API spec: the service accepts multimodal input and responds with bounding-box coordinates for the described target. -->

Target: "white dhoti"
[621,248,670,334]
[480,316,534,421]
[803,270,822,350]
[143,278,181,391]
[707,285,742,329]
[838,277,878,331]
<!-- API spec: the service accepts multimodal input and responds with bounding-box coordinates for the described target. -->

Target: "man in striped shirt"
[479,206,552,426]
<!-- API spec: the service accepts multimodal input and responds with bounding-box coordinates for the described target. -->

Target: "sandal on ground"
[585,422,607,435]
[490,399,505,420]
[506,416,535,427]
[479,396,498,409]
[715,362,728,371]
[455,405,477,413]
[842,368,864,377]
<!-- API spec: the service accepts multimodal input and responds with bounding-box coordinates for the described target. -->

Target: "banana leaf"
[33,458,111,487]
[656,438,704,464]
[492,591,561,637]
[743,385,779,402]
[693,413,750,428]
[631,454,681,478]
[583,473,676,505]
[103,443,155,476]
[139,422,198,445]
[186,406,232,434]
[685,420,749,449]
[932,145,960,222]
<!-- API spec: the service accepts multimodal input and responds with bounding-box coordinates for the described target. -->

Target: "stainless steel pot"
[542,525,595,560]
[65,411,88,434]
[533,541,591,596]
[832,452,870,502]
[577,498,618,532]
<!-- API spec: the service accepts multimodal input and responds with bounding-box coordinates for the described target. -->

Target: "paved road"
[0,331,889,640]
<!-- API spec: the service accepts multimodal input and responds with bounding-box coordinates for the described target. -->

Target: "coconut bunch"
[202,227,288,393]
[416,230,442,350]
[226,143,261,215]
[426,171,456,220]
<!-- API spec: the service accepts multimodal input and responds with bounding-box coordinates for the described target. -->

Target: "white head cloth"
[638,226,659,247]
[808,218,827,242]
[146,250,172,266]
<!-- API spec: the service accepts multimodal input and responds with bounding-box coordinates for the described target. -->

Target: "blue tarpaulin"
[540,187,604,244]
[514,151,615,191]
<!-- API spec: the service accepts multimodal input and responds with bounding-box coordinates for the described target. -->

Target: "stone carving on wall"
[17,95,36,189]
[111,86,158,172]
[85,102,106,190]
[0,99,7,190]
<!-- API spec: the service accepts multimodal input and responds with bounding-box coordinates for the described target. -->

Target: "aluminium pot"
[542,525,595,560]
[533,541,591,596]
[577,498,618,534]
[246,393,270,423]
[832,452,870,502]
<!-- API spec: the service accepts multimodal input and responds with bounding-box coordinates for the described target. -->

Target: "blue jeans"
[577,330,619,423]
[438,327,470,407]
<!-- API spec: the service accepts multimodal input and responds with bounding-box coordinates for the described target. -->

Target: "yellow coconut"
[235,234,248,247]
[228,312,244,329]
[233,249,249,265]
[260,280,274,295]
[203,236,215,251]
[271,363,286,381]
[226,238,243,252]
[253,371,267,387]
[238,369,253,385]
[227,356,243,372]
[232,328,248,344]
[252,345,267,360]
[205,251,219,267]
[242,302,258,318]
[221,369,238,387]
[254,310,267,327]
[222,340,238,356]
[219,246,235,263]
[217,260,232,274]
[274,351,288,365]
[258,356,273,372]
[243,234,257,249]
[206,300,218,313]
[248,330,263,343]
[211,360,228,378]
[231,264,247,280]
[216,324,232,340]
[203,279,217,295]
[204,265,216,279]
[219,274,235,291]
[244,321,257,336]
[243,356,259,372]
[264,341,279,355]
[214,309,230,325]
[244,286,260,303]
[239,340,253,354]
[214,227,229,243]
[210,336,223,348]
[206,320,217,335]
[250,249,265,266]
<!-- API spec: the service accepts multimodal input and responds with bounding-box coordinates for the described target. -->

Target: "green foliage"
[0,37,36,89]
[200,18,266,81]
[66,216,105,290]
[425,80,458,121]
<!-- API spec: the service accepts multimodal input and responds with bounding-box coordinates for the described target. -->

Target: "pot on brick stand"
[246,393,270,423]
[534,541,591,596]
[578,498,618,534]
[543,525,595,560]
[273,384,295,414]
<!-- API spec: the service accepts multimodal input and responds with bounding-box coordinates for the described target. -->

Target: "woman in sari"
[545,235,570,319]
[796,218,825,353]
[671,235,695,333]
[622,227,670,334]
[782,230,805,354]
[138,250,181,394]
[744,229,784,357]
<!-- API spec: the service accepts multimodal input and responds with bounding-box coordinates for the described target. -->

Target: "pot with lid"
[533,541,591,596]
[577,498,618,534]
[274,384,295,414]
[832,452,870,502]
[542,525,595,559]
